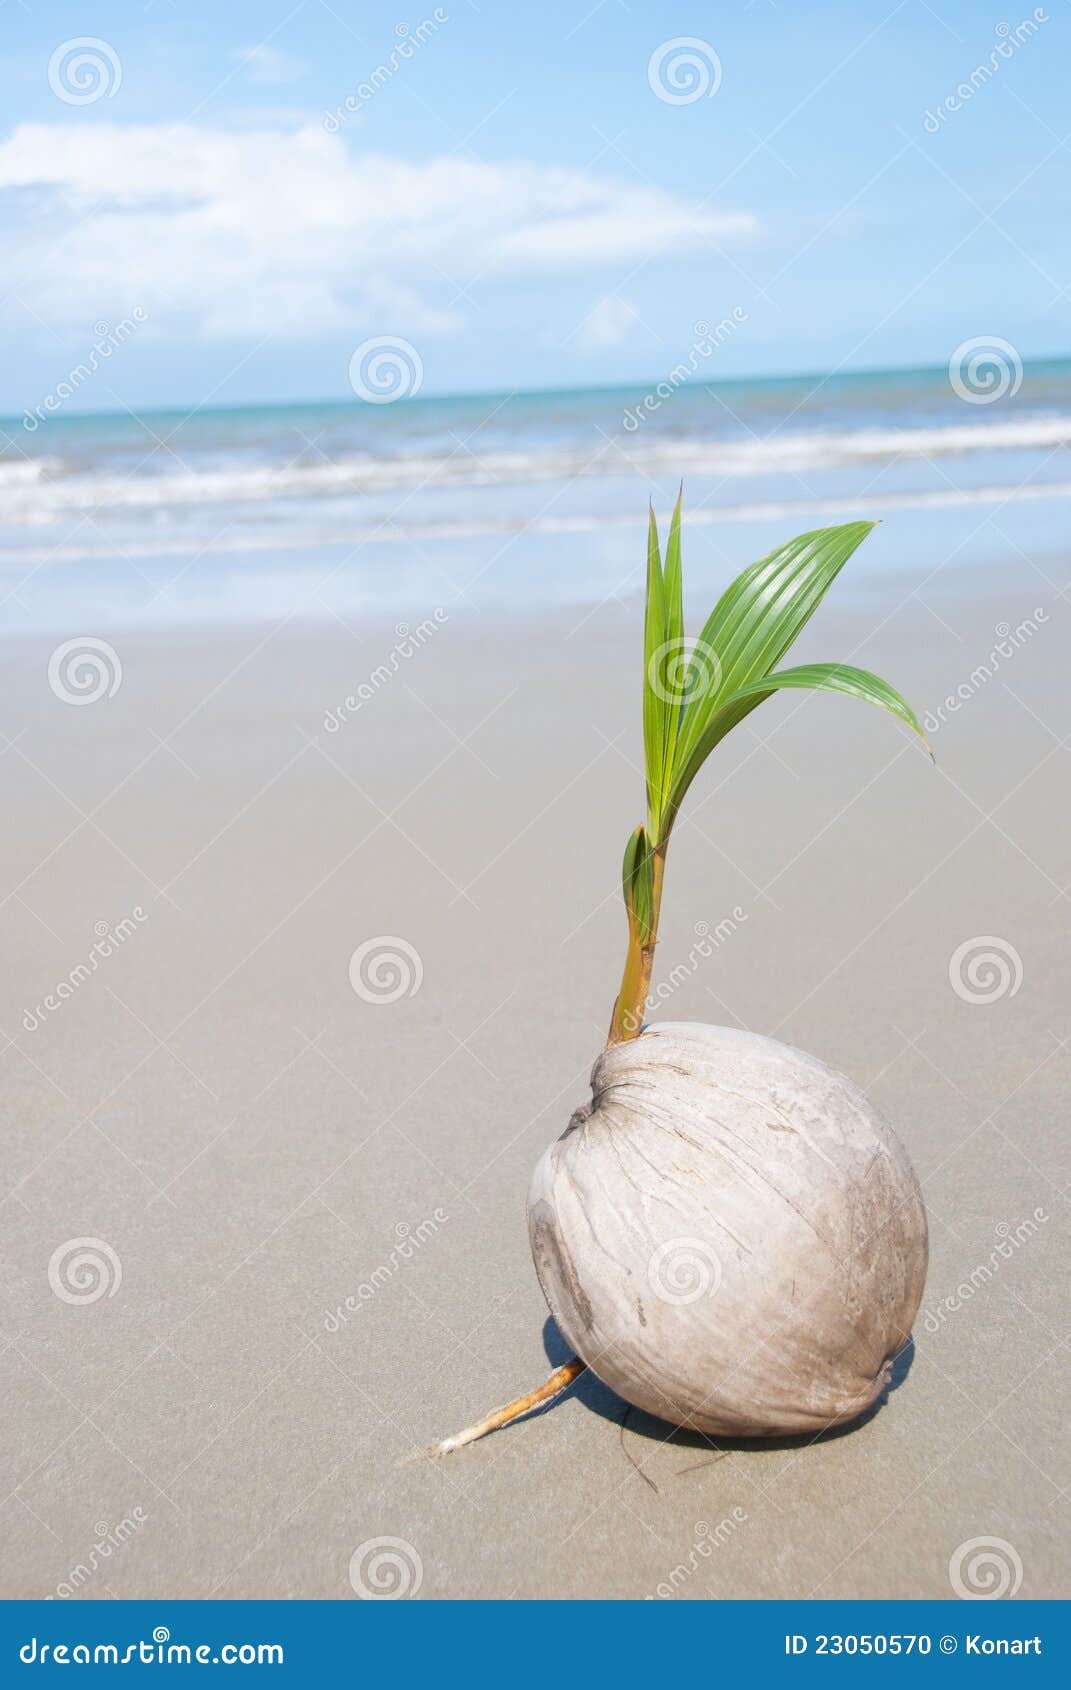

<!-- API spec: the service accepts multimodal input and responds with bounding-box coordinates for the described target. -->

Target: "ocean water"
[3,358,1070,632]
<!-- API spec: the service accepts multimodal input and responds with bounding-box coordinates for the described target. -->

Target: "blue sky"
[3,0,1069,410]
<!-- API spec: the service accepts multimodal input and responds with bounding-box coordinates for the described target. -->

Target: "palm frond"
[612,498,929,1044]
[641,505,666,829]
[727,661,929,746]
[673,521,874,789]
[636,510,928,847]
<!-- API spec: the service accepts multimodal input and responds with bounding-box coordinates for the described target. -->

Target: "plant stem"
[606,844,665,1046]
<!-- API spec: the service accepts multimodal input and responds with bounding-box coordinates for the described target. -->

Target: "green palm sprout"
[608,495,931,1045]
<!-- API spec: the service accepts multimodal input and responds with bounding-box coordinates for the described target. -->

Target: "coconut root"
[424,1357,586,1456]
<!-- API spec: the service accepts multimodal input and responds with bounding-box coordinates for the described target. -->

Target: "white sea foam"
[2,412,1070,523]
[3,476,1070,567]
[0,457,55,487]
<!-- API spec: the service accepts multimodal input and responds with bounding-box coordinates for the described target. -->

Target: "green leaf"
[726,662,930,751]
[642,504,666,829]
[665,521,879,827]
[615,500,930,1036]
[664,661,929,827]
[662,487,684,655]
[621,823,655,942]
[657,487,686,818]
[641,490,690,837]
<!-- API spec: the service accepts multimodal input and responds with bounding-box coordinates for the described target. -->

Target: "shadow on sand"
[535,1315,916,1458]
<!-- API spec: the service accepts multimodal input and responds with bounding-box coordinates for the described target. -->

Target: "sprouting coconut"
[430,498,930,1455]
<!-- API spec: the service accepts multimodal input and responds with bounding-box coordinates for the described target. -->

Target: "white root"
[424,1358,586,1457]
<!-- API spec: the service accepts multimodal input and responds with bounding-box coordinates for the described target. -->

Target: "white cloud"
[233,45,306,86]
[575,296,641,352]
[0,122,756,343]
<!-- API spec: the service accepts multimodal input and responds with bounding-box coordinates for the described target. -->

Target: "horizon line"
[4,347,1070,432]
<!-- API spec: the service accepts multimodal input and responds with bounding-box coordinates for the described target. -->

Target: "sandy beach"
[0,549,1067,1601]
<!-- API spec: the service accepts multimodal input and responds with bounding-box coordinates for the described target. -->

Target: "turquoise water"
[3,357,1070,630]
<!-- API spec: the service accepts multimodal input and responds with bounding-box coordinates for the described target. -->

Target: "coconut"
[527,1021,928,1438]
[425,504,933,1459]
